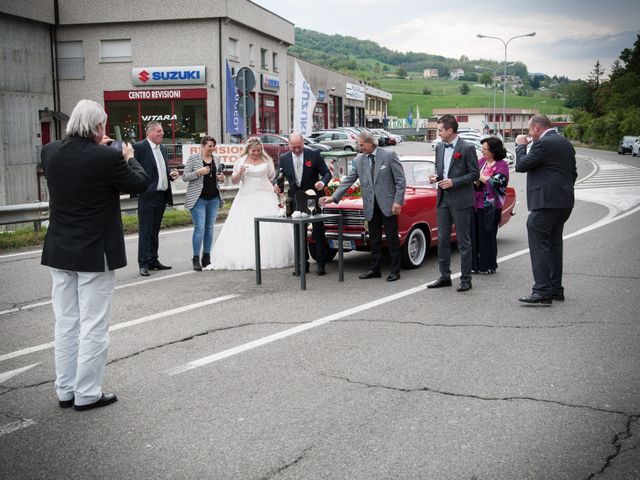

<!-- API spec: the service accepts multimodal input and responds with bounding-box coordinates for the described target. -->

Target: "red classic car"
[308,155,516,269]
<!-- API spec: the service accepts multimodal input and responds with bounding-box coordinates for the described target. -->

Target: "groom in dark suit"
[428,114,479,292]
[276,133,331,275]
[515,114,577,305]
[134,121,179,276]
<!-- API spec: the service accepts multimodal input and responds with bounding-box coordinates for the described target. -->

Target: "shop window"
[57,41,84,80]
[228,38,239,61]
[105,101,139,142]
[173,100,207,143]
[100,39,131,63]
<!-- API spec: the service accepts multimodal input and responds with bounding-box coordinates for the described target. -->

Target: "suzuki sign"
[132,66,206,86]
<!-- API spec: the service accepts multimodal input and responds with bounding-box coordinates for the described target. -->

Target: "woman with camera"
[182,135,225,271]
[471,136,510,274]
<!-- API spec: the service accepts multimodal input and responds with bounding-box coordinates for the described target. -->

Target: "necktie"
[444,143,454,149]
[154,145,168,190]
[294,155,303,186]
[368,154,375,177]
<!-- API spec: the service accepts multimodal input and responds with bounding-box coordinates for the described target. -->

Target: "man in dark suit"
[515,114,577,305]
[321,131,406,282]
[134,121,179,276]
[276,133,331,275]
[427,114,480,292]
[41,99,148,410]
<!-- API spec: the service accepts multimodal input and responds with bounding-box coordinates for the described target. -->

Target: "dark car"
[246,134,290,166]
[618,136,636,155]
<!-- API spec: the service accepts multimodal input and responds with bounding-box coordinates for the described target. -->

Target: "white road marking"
[171,160,640,375]
[0,419,37,438]
[0,295,239,363]
[0,363,40,384]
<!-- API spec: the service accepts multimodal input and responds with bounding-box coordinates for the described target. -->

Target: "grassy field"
[378,78,570,118]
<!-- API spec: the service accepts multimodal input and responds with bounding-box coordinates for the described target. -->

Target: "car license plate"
[329,240,355,251]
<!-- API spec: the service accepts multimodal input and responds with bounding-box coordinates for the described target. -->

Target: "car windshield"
[402,160,436,187]
[623,136,635,142]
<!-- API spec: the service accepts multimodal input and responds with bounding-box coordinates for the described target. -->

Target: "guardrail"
[0,186,240,229]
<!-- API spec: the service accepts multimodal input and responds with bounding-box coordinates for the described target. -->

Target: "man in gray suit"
[320,131,406,282]
[427,115,479,292]
[515,114,577,305]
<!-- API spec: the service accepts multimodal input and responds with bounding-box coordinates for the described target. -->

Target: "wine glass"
[307,198,316,216]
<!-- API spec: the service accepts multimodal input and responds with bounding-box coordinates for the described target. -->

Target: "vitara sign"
[132,66,206,86]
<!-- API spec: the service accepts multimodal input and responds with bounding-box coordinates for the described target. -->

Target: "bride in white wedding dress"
[209,137,294,270]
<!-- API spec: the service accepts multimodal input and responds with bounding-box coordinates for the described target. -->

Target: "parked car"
[309,155,516,268]
[315,131,358,151]
[371,128,393,146]
[303,135,332,152]
[246,134,290,165]
[388,132,403,144]
[618,136,636,155]
[632,138,640,157]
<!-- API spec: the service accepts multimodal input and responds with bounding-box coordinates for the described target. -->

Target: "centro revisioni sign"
[131,66,206,86]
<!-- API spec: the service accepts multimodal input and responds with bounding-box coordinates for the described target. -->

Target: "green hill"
[290,28,573,116]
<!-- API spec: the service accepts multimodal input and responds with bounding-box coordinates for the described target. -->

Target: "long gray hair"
[65,99,107,138]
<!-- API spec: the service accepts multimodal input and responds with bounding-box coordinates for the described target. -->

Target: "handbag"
[482,202,496,232]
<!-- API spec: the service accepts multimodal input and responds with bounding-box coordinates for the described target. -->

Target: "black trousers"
[293,196,326,268]
[138,191,167,267]
[368,199,401,274]
[436,196,473,283]
[526,207,572,297]
[471,207,501,272]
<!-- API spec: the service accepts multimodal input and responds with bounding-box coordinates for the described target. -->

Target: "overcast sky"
[256,0,640,80]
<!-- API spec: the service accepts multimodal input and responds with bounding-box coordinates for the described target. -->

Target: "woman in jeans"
[471,136,509,274]
[182,136,225,271]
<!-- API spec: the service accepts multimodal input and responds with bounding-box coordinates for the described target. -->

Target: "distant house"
[431,107,539,137]
[423,68,439,79]
[449,68,464,80]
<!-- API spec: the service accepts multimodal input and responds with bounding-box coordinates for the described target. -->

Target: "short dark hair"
[437,114,458,133]
[201,135,217,146]
[529,114,552,130]
[481,136,507,160]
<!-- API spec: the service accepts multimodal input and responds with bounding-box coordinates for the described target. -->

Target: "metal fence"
[0,186,240,229]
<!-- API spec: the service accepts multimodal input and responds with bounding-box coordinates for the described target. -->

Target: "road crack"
[256,445,314,480]
[335,318,610,329]
[323,374,640,479]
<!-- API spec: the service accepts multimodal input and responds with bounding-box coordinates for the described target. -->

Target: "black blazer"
[434,138,479,208]
[133,139,174,206]
[41,136,149,272]
[515,130,577,210]
[279,147,331,205]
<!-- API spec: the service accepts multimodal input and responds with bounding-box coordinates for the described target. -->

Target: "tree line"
[563,34,640,148]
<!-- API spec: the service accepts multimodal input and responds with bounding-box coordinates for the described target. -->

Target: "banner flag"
[225,60,244,135]
[293,62,317,135]
[415,105,420,132]
[407,106,413,127]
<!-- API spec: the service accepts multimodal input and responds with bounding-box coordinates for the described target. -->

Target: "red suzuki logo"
[138,70,150,83]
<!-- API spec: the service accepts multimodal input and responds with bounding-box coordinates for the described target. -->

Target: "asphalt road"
[1,143,639,479]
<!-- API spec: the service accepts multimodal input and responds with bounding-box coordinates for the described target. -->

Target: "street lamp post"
[476,32,535,138]
[474,65,497,133]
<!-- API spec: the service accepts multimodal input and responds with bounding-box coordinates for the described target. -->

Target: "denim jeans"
[191,196,221,256]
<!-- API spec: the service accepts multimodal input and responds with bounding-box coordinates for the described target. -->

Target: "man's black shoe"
[149,262,172,270]
[59,398,74,409]
[316,266,326,276]
[74,393,118,411]
[552,293,565,301]
[386,272,401,282]
[427,277,452,289]
[292,264,310,276]
[457,281,472,292]
[139,266,150,276]
[359,270,382,279]
[518,294,552,306]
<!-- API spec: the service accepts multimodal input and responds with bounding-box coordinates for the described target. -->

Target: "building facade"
[0,0,392,205]
[432,107,539,137]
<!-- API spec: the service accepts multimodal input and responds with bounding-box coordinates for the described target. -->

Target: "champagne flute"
[307,198,315,216]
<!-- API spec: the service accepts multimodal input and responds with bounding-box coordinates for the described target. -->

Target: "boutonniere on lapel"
[453,152,462,160]
[304,161,312,167]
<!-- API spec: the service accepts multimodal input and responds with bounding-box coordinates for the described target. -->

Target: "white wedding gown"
[209,162,294,270]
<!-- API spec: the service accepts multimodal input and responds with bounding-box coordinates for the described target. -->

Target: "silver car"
[314,130,358,151]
